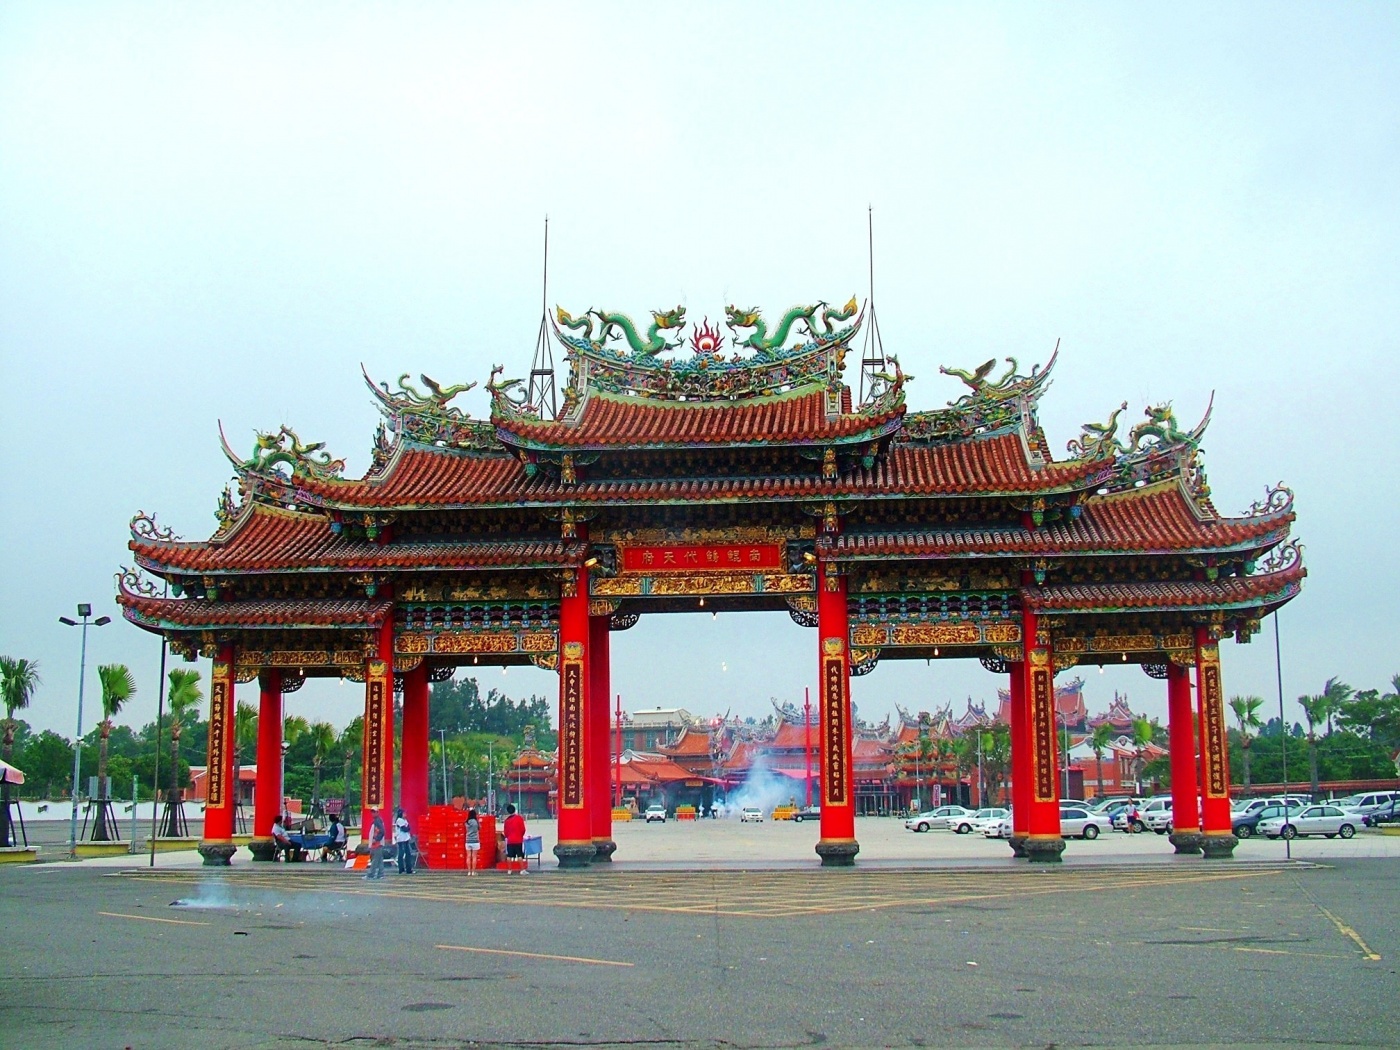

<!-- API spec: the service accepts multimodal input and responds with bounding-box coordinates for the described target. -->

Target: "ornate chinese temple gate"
[117,298,1303,866]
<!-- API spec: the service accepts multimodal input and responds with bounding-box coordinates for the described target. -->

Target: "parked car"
[1258,805,1359,840]
[1369,798,1400,826]
[956,807,1010,835]
[791,806,821,822]
[1060,806,1106,839]
[904,805,972,833]
[1233,796,1311,818]
[983,812,1014,839]
[1141,798,1174,834]
[1233,803,1301,839]
[739,806,764,823]
[644,804,667,823]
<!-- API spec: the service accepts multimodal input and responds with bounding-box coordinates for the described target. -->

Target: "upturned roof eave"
[132,550,577,578]
[493,413,904,455]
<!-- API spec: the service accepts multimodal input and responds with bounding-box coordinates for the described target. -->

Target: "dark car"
[1233,802,1299,839]
[791,806,821,822]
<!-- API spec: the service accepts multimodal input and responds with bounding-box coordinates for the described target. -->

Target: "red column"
[1166,661,1202,853]
[400,662,430,838]
[197,644,238,865]
[250,669,282,860]
[588,614,615,860]
[1195,627,1237,857]
[1008,663,1030,851]
[815,560,858,865]
[360,615,395,844]
[554,564,593,867]
[1021,607,1064,862]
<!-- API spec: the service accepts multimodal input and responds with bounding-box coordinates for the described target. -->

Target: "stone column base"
[815,839,860,866]
[1168,830,1204,855]
[1008,834,1028,858]
[197,842,237,866]
[553,841,596,868]
[592,839,617,862]
[1200,832,1239,859]
[248,838,278,862]
[1023,836,1066,863]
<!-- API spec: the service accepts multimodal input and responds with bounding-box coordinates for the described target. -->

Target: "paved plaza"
[1,818,1396,1048]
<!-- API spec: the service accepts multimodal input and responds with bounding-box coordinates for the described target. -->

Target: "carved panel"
[890,623,980,647]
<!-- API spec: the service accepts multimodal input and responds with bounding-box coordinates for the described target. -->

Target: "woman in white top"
[465,809,480,876]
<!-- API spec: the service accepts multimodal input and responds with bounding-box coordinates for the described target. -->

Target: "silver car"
[904,805,972,833]
[1257,804,1359,840]
[957,807,1010,835]
[1060,806,1107,840]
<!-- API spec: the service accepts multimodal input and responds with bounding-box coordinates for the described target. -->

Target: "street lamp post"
[437,728,448,804]
[60,604,111,856]
[279,740,290,820]
[486,740,495,813]
[1059,711,1071,798]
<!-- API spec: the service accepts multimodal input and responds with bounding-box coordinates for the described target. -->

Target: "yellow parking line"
[436,944,632,967]
[1315,905,1381,961]
[98,910,209,927]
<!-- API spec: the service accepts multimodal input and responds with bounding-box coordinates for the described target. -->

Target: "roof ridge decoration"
[1072,395,1216,512]
[899,348,1057,444]
[1242,482,1294,520]
[220,422,346,480]
[363,368,502,456]
[541,299,864,413]
[130,511,180,543]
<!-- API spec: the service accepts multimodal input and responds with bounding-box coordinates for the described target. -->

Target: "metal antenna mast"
[858,205,887,405]
[527,217,558,419]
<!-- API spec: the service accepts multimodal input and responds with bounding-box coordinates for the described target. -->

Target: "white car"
[739,806,764,823]
[904,806,972,833]
[1257,805,1359,840]
[1233,796,1311,818]
[1060,806,1106,840]
[956,808,1009,835]
[1141,799,1174,834]
[982,813,1014,839]
[644,804,667,823]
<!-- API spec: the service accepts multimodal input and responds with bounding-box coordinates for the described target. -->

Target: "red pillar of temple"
[1166,661,1203,854]
[250,669,283,861]
[588,614,615,861]
[1195,626,1238,858]
[1008,662,1030,856]
[1021,607,1065,862]
[815,559,859,866]
[400,662,430,838]
[554,563,594,867]
[360,614,395,845]
[197,644,238,866]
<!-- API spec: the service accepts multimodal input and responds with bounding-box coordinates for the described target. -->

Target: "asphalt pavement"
[1,820,1396,1049]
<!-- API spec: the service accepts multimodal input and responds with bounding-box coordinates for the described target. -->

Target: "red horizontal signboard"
[621,544,783,574]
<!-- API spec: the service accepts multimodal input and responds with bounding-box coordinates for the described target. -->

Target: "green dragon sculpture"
[724,298,857,354]
[587,306,687,357]
[243,425,345,478]
[1127,403,1195,449]
[940,357,1020,394]
[385,373,476,413]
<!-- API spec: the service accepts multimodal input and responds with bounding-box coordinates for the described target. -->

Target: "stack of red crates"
[420,805,466,869]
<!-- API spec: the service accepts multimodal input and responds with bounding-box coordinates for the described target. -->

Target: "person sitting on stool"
[271,814,293,860]
[321,815,347,861]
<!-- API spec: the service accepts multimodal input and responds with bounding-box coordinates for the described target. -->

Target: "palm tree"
[1299,693,1326,799]
[1318,677,1353,736]
[1228,695,1265,791]
[339,720,363,818]
[308,721,336,814]
[165,669,202,797]
[1,656,41,762]
[1088,722,1114,800]
[933,737,955,802]
[95,664,136,798]
[1130,717,1155,794]
[231,701,259,823]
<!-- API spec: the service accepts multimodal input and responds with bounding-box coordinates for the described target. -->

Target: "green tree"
[308,720,336,813]
[1318,677,1353,736]
[95,664,136,797]
[165,669,202,795]
[1228,695,1265,791]
[233,701,259,816]
[1088,722,1115,800]
[22,730,73,799]
[1129,717,1155,794]
[1,656,41,763]
[1298,693,1327,798]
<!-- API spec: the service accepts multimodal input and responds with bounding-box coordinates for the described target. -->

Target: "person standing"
[465,808,481,876]
[364,810,387,880]
[393,807,414,874]
[503,803,526,875]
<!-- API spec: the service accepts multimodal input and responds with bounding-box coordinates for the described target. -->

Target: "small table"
[285,833,331,862]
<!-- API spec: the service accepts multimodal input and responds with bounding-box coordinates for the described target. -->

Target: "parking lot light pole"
[60,604,110,856]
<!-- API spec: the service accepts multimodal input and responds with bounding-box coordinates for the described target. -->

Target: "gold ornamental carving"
[521,631,557,653]
[1053,654,1080,674]
[761,573,814,593]
[851,625,889,647]
[890,623,980,647]
[591,577,644,597]
[982,623,1021,644]
[395,633,431,655]
[395,654,424,673]
[1054,636,1087,655]
[433,632,519,655]
[1090,633,1158,653]
[599,525,802,546]
[992,644,1024,663]
[234,668,259,684]
[588,599,621,617]
[530,653,559,671]
[1028,648,1051,668]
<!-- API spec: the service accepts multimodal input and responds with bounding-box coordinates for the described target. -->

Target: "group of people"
[269,812,349,862]
[363,803,529,880]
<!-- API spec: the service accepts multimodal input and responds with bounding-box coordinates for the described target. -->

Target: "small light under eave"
[1133,479,1146,488]
[1096,487,1109,496]
[502,666,508,675]
[473,655,479,665]
[711,611,717,620]
[699,597,705,607]
[933,647,939,657]
[1121,652,1128,661]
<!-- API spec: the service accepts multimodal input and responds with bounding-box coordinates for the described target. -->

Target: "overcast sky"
[2,3,1396,744]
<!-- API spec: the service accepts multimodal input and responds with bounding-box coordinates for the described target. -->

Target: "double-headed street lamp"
[60,604,111,856]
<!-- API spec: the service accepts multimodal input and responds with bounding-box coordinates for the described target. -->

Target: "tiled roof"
[132,504,572,573]
[497,386,903,449]
[118,593,393,629]
[661,727,717,757]
[834,482,1290,559]
[1022,561,1305,613]
[768,722,817,749]
[297,430,1094,511]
